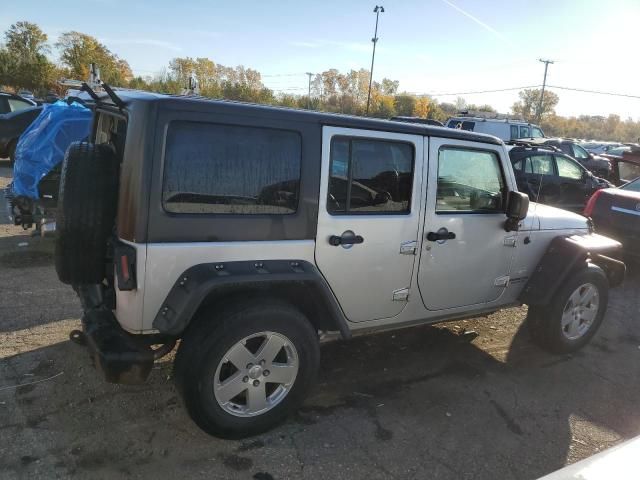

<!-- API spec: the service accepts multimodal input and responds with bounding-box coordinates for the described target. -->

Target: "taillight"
[114,243,137,291]
[583,189,603,217]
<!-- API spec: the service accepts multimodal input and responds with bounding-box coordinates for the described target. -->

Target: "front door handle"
[329,231,364,247]
[426,229,456,242]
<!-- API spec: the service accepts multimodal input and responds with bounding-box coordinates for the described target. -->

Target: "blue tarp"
[12,101,91,199]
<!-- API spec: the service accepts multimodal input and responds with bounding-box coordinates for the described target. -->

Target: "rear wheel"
[527,263,609,353]
[174,299,320,439]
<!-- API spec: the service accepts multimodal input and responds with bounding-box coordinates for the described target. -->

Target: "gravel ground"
[1,158,639,479]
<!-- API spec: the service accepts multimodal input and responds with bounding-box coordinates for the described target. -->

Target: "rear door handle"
[426,229,456,242]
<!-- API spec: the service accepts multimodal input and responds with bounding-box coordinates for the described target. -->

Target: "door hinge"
[504,236,518,247]
[392,287,410,301]
[494,275,510,287]
[399,240,417,255]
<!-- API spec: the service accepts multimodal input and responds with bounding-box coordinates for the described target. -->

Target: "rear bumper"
[82,308,155,384]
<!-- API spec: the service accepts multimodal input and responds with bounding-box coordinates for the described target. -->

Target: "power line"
[415,85,541,97]
[547,85,640,100]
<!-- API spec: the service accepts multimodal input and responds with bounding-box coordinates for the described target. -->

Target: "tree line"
[1,21,638,142]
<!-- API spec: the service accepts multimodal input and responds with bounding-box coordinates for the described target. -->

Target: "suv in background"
[508,144,611,212]
[446,115,545,141]
[522,137,612,179]
[0,92,37,114]
[53,88,624,439]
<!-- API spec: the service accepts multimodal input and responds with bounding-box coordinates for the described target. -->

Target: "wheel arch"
[152,260,352,340]
[519,233,625,307]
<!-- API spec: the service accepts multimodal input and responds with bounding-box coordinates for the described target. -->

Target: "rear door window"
[328,137,414,214]
[162,121,301,214]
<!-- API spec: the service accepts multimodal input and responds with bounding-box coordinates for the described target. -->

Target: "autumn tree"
[512,88,559,122]
[56,31,131,85]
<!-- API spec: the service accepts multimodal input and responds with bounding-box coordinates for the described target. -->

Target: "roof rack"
[505,140,561,153]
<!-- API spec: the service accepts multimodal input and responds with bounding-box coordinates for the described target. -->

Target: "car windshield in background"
[621,177,640,192]
[607,146,630,157]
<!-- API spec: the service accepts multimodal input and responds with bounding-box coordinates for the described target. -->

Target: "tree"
[56,31,130,85]
[512,88,559,122]
[412,97,430,118]
[394,94,415,116]
[0,21,53,92]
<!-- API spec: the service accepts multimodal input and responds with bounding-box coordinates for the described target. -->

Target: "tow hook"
[69,329,87,346]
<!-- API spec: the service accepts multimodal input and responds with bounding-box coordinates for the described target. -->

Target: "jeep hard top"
[54,87,625,438]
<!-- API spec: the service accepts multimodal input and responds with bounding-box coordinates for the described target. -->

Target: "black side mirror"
[504,191,530,232]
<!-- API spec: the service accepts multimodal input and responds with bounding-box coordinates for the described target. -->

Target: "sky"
[2,0,639,119]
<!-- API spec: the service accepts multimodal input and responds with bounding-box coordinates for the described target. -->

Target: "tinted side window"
[461,121,475,131]
[519,126,530,138]
[555,155,583,180]
[436,148,505,213]
[328,137,414,214]
[162,121,301,214]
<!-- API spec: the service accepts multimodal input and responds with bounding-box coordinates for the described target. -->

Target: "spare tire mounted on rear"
[55,142,120,285]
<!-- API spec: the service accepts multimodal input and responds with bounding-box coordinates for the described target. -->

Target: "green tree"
[512,88,559,122]
[0,21,53,92]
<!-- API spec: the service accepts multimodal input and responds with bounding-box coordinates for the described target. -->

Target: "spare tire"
[55,142,119,285]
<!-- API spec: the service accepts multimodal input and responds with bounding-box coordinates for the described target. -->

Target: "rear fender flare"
[152,260,351,339]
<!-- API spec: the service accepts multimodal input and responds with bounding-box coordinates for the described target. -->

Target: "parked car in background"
[0,106,42,164]
[519,137,612,179]
[580,141,623,155]
[600,145,640,186]
[508,144,611,212]
[17,90,35,101]
[0,92,37,114]
[585,176,640,261]
[445,115,544,141]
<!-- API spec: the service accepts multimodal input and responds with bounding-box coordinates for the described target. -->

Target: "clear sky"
[2,0,639,119]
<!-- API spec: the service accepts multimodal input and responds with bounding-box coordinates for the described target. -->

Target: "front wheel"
[527,263,609,354]
[174,300,320,439]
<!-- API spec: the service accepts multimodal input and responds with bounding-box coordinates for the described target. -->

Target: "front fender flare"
[519,233,625,306]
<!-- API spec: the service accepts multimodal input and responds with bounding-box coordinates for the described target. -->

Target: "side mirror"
[504,191,529,232]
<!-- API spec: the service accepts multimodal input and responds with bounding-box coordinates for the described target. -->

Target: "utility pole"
[366,5,384,116]
[536,59,554,124]
[306,72,313,110]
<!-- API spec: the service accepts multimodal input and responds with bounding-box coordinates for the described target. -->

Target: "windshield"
[530,127,544,138]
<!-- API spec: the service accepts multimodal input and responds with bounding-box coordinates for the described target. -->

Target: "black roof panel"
[84,89,504,146]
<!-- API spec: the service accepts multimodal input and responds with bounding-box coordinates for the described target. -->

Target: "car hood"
[523,202,589,231]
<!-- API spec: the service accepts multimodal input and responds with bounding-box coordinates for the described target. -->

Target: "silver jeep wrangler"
[55,89,625,439]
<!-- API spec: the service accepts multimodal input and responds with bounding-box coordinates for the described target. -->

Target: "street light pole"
[366,5,384,116]
[306,72,313,110]
[536,58,554,124]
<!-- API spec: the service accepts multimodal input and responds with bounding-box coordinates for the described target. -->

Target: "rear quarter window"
[162,121,302,214]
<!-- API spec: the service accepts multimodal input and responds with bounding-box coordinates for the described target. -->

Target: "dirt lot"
[1,159,639,480]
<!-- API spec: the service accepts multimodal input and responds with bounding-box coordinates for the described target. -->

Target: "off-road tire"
[527,263,609,354]
[174,299,320,439]
[55,142,119,284]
